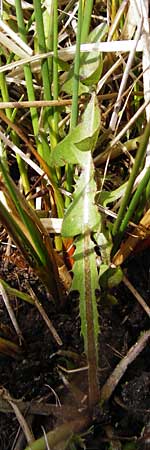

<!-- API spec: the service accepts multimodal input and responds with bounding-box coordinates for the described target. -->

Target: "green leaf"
[107,294,118,305]
[62,154,100,236]
[122,442,137,450]
[98,182,127,207]
[61,23,107,94]
[71,233,100,407]
[61,76,90,96]
[80,53,103,86]
[95,227,112,265]
[107,267,123,289]
[52,94,100,167]
[100,266,123,290]
[80,24,107,85]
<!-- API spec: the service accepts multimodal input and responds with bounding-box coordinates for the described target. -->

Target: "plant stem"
[15,0,45,157]
[53,0,59,145]
[115,167,150,249]
[0,56,31,199]
[58,0,76,25]
[65,0,82,206]
[24,416,89,450]
[111,0,118,40]
[70,0,82,130]
[15,0,64,216]
[81,0,94,43]
[46,3,53,82]
[33,0,53,134]
[112,123,150,237]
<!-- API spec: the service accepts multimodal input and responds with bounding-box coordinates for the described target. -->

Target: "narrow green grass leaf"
[80,0,94,43]
[0,197,61,300]
[15,0,45,158]
[0,279,33,304]
[120,167,150,234]
[0,199,42,268]
[70,0,82,130]
[33,0,54,138]
[112,122,150,237]
[0,161,47,265]
[0,162,62,299]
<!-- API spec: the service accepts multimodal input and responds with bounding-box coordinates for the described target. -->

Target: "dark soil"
[0,243,150,450]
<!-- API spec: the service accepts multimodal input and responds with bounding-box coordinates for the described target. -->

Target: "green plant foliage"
[100,266,123,290]
[0,162,61,300]
[118,166,150,235]
[61,77,90,96]
[61,23,107,95]
[64,433,86,450]
[62,154,100,236]
[0,279,34,304]
[80,23,107,85]
[0,198,43,268]
[62,148,100,357]
[94,226,122,301]
[52,95,101,407]
[71,232,100,408]
[97,182,127,208]
[0,161,47,265]
[95,226,112,265]
[72,234,99,355]
[52,94,100,167]
[112,123,150,238]
[122,443,137,450]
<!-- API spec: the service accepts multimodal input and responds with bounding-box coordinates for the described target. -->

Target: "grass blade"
[112,122,150,238]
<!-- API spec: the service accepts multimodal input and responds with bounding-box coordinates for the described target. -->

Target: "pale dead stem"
[0,396,78,417]
[140,0,150,164]
[0,41,144,74]
[123,274,150,318]
[2,332,149,446]
[0,388,90,450]
[24,416,90,450]
[41,217,63,233]
[0,31,31,58]
[101,330,150,404]
[112,208,150,265]
[0,93,121,108]
[0,18,32,56]
[107,0,129,42]
[0,388,34,446]
[109,18,143,131]
[0,281,24,344]
[27,283,63,346]
[0,129,45,178]
[94,97,150,166]
[123,1,150,165]
[95,0,150,185]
